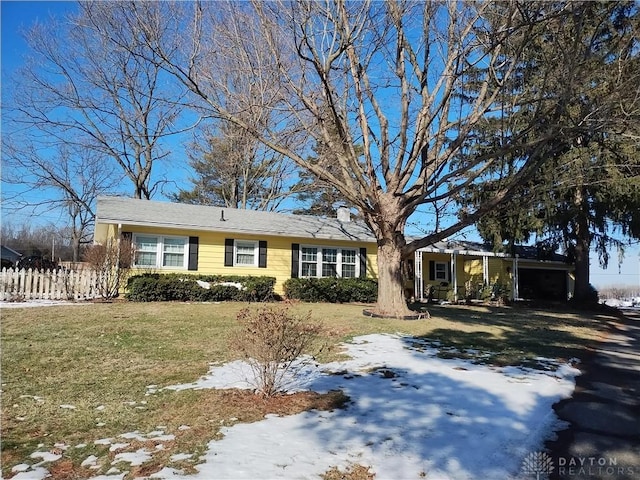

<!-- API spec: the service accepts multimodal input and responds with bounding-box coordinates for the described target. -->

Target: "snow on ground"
[0,300,89,308]
[8,334,580,480]
[153,334,579,480]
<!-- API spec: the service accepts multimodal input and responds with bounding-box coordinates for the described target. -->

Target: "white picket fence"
[0,267,100,301]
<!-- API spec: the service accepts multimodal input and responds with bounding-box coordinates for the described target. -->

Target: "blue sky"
[2,0,639,289]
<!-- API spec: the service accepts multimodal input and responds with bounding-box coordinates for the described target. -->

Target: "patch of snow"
[94,438,113,445]
[59,404,76,410]
[11,464,31,473]
[149,434,175,442]
[170,453,193,462]
[145,467,185,478]
[81,455,99,467]
[196,280,245,291]
[109,443,130,452]
[92,473,126,480]
[0,300,88,308]
[113,448,152,467]
[602,298,634,308]
[160,333,579,480]
[10,466,50,479]
[177,425,191,431]
[119,431,146,441]
[29,451,62,463]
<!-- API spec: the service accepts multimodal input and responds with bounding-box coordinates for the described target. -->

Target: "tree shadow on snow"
[300,337,568,479]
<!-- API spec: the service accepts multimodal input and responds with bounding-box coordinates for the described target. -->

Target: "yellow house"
[413,241,575,302]
[95,197,574,301]
[94,197,378,294]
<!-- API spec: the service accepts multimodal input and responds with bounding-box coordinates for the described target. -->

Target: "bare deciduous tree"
[7,2,190,200]
[131,1,632,316]
[2,141,121,262]
[83,237,134,300]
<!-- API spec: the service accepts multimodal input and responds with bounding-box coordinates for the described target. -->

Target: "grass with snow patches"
[1,300,614,478]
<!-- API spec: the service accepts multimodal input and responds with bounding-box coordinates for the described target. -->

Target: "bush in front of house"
[125,274,276,302]
[283,277,378,303]
[230,304,324,397]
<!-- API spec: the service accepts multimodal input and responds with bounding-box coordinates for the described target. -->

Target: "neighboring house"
[94,197,378,294]
[1,245,23,268]
[413,241,575,302]
[94,197,575,301]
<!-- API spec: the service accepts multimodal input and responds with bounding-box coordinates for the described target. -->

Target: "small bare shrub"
[84,238,134,300]
[231,304,324,397]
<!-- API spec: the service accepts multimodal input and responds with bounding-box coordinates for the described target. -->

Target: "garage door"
[518,268,568,301]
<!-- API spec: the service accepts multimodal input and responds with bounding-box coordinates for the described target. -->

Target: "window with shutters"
[301,247,318,276]
[299,245,359,278]
[133,234,187,269]
[234,240,258,267]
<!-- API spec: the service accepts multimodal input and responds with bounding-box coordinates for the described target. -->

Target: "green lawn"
[0,301,616,479]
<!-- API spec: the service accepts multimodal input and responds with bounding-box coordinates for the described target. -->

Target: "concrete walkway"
[545,308,640,480]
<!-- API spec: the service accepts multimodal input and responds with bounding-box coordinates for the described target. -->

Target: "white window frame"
[299,245,359,278]
[434,261,449,282]
[133,234,188,269]
[234,240,259,267]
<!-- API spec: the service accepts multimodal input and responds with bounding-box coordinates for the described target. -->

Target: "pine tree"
[459,1,640,303]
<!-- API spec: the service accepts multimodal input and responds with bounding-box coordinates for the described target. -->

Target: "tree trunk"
[374,236,413,317]
[571,186,595,304]
[71,233,81,264]
[573,235,592,303]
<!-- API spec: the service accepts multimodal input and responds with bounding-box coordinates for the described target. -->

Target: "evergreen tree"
[460,1,640,303]
[172,123,294,211]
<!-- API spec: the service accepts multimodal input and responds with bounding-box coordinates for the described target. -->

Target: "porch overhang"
[413,245,573,302]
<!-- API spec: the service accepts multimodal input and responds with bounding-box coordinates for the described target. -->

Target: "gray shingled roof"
[96,196,376,242]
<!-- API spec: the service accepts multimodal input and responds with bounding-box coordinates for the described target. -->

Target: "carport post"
[414,250,423,301]
[512,255,519,300]
[451,251,458,302]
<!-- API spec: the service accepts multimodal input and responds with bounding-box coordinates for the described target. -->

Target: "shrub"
[125,274,276,302]
[84,238,134,300]
[283,277,377,303]
[230,304,324,397]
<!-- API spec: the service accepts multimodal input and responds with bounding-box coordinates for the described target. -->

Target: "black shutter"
[224,238,234,266]
[359,247,367,278]
[258,241,267,268]
[188,236,199,271]
[429,260,435,281]
[120,231,133,268]
[291,243,300,278]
